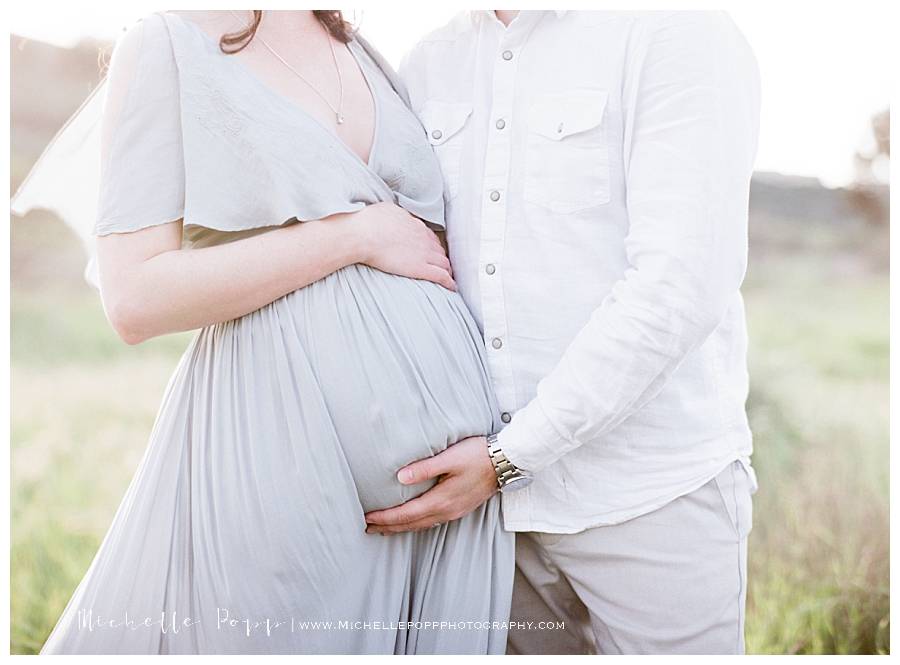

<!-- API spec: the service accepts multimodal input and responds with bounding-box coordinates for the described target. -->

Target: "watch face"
[500,475,533,493]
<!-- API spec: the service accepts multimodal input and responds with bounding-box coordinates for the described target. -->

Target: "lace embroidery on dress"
[191,73,246,138]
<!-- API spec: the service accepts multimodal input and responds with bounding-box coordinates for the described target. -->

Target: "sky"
[8,6,893,188]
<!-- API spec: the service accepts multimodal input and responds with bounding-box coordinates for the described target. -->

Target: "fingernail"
[397,468,412,484]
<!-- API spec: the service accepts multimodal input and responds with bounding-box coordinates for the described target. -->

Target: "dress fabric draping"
[36,12,514,654]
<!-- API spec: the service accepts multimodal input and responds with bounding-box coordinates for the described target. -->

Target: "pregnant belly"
[276,264,499,512]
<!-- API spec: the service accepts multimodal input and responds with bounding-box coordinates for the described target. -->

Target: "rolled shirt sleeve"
[498,11,761,473]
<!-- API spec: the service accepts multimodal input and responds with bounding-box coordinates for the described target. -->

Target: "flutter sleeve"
[95,13,185,235]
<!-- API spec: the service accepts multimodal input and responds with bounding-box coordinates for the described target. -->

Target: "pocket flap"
[419,101,473,146]
[528,89,609,141]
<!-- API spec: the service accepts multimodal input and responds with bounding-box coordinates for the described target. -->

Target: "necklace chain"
[229,11,346,124]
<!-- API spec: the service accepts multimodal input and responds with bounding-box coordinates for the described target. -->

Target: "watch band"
[487,433,530,491]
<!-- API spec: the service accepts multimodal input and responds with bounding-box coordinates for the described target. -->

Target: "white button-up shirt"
[400,10,761,533]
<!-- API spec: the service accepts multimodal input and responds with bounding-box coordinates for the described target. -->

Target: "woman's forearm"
[99,214,363,344]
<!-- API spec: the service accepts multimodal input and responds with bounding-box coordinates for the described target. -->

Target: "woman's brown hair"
[220,10,354,54]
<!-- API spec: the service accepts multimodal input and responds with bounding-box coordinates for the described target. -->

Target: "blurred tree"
[849,108,889,226]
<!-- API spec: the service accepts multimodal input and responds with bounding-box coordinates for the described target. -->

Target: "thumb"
[397,452,449,485]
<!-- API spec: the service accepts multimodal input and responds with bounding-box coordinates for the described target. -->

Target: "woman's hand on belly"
[364,435,497,534]
[346,202,456,291]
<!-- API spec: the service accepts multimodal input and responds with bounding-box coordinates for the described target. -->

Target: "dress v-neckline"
[165,12,381,172]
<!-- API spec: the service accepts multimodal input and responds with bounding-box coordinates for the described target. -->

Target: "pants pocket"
[713,460,754,541]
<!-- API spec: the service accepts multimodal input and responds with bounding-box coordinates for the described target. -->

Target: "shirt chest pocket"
[419,101,472,202]
[525,89,611,214]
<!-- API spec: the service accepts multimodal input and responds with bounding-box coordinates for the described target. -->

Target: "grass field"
[9,212,890,654]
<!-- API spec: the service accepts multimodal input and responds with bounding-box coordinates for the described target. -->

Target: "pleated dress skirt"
[40,264,515,654]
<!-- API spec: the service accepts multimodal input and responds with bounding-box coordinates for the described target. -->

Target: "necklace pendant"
[336,112,345,125]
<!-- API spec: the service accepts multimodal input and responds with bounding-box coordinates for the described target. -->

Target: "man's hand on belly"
[364,436,497,534]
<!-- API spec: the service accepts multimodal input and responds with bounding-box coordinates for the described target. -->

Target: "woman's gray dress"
[39,12,514,654]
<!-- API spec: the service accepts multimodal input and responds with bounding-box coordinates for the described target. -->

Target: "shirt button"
[502,50,514,61]
[491,337,503,349]
[431,129,443,140]
[495,118,506,130]
[489,190,501,202]
[485,263,496,275]
[501,412,512,424]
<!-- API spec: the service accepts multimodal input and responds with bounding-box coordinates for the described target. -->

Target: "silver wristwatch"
[487,433,533,493]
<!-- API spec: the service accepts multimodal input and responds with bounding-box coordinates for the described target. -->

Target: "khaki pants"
[507,460,754,655]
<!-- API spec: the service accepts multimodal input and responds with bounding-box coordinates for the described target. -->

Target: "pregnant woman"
[19,10,513,654]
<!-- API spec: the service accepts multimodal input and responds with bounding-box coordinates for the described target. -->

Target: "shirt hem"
[502,454,754,534]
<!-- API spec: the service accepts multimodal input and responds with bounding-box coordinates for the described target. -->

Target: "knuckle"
[418,459,436,480]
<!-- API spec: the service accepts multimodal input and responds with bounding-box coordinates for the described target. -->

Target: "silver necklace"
[229,11,346,124]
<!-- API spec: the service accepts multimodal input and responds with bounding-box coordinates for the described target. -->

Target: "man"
[365,10,760,654]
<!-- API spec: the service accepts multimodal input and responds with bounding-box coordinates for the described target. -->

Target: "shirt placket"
[478,17,533,430]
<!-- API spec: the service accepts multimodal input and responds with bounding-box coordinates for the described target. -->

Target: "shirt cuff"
[495,398,576,474]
